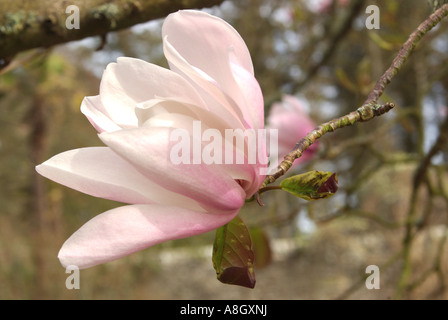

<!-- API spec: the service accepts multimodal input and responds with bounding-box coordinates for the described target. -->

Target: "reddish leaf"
[212,216,256,288]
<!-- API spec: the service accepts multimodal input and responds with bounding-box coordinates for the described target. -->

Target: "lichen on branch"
[0,0,225,60]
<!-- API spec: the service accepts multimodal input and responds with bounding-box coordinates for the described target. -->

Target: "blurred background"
[0,0,447,299]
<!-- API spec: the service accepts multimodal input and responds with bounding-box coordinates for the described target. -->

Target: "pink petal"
[162,10,254,82]
[99,127,246,213]
[229,58,264,130]
[135,98,232,132]
[134,98,266,195]
[58,204,239,269]
[35,147,204,210]
[163,41,246,132]
[98,57,207,129]
[162,10,262,130]
[80,96,122,133]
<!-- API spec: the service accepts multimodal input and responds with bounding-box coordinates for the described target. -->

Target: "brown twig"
[260,103,395,189]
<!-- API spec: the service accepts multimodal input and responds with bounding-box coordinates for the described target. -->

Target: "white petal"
[99,57,207,128]
[36,147,204,210]
[58,204,239,269]
[99,127,247,213]
[80,96,122,133]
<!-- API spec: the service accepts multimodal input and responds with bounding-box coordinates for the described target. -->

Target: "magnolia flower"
[36,10,266,269]
[267,95,317,167]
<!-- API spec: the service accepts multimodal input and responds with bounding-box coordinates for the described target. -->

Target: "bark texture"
[0,0,224,59]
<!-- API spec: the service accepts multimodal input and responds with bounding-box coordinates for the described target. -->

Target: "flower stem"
[257,185,283,195]
[260,103,395,189]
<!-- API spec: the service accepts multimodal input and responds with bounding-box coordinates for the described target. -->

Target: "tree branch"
[260,103,395,189]
[364,3,448,104]
[0,0,224,60]
[259,4,448,190]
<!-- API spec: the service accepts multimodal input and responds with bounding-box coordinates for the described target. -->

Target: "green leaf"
[212,216,256,289]
[280,171,338,201]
